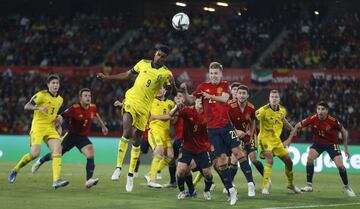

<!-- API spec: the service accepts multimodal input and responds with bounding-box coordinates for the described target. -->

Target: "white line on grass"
[260,202,360,209]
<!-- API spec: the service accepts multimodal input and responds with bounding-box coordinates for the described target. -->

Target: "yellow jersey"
[256,104,286,143]
[125,59,172,110]
[30,90,63,131]
[149,98,174,131]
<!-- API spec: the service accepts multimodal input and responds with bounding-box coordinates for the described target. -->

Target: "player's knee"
[31,150,40,158]
[177,167,186,176]
[202,169,212,178]
[338,165,346,172]
[306,161,314,166]
[266,158,273,165]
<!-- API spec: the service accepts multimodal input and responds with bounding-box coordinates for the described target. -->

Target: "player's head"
[230,82,241,99]
[79,88,92,105]
[316,101,329,119]
[269,89,280,106]
[195,97,203,111]
[46,74,60,94]
[154,44,170,66]
[237,85,250,103]
[174,92,185,105]
[156,86,167,98]
[208,62,223,85]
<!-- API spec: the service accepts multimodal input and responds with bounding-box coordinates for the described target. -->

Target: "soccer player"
[31,88,109,188]
[181,62,252,205]
[146,86,174,188]
[176,98,214,201]
[288,101,356,197]
[256,89,301,195]
[163,92,186,188]
[97,45,174,192]
[228,85,261,197]
[8,74,68,189]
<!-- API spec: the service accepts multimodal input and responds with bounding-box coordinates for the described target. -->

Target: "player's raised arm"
[97,69,134,81]
[179,83,196,105]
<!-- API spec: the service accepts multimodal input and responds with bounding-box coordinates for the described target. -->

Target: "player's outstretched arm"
[180,83,196,105]
[97,70,133,81]
[283,118,296,146]
[95,113,108,135]
[201,91,229,103]
[24,95,48,113]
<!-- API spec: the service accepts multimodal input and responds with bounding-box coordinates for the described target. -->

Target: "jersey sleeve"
[131,59,144,74]
[301,115,314,127]
[192,83,203,98]
[31,92,43,106]
[62,105,74,118]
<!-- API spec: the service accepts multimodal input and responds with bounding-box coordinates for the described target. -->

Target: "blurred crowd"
[106,13,285,68]
[263,13,360,70]
[0,14,126,67]
[282,76,360,144]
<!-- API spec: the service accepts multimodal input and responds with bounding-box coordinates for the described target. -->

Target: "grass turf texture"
[1,161,359,209]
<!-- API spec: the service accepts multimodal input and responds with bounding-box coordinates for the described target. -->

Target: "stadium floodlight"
[314,10,319,15]
[203,7,216,12]
[238,12,242,16]
[175,2,187,7]
[216,2,229,7]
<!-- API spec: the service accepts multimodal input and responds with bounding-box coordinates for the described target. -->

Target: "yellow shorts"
[259,138,288,159]
[122,100,149,132]
[30,127,60,146]
[148,128,172,150]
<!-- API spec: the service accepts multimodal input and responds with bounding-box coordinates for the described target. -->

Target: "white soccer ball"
[172,13,190,31]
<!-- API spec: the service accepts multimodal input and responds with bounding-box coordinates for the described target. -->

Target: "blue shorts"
[207,123,240,156]
[311,141,341,160]
[140,138,150,154]
[173,139,183,159]
[61,132,92,154]
[244,140,257,154]
[179,148,212,169]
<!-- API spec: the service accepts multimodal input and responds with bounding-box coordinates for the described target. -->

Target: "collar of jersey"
[47,90,58,97]
[268,104,280,111]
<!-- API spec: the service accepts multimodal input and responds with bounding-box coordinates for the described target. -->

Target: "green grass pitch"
[1,161,359,209]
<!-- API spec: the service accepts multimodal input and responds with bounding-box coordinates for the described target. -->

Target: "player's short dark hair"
[238,85,249,93]
[156,44,170,55]
[317,101,329,109]
[270,89,279,94]
[46,74,60,84]
[79,88,91,97]
[209,62,223,71]
[230,82,241,90]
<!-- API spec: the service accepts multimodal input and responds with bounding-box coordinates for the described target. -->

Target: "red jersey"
[227,100,256,143]
[192,81,230,128]
[62,103,97,136]
[174,116,184,140]
[179,106,210,154]
[301,114,343,145]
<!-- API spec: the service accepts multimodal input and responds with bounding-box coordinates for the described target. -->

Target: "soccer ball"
[172,13,190,31]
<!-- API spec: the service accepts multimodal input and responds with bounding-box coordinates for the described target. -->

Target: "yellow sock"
[193,171,203,187]
[128,145,141,174]
[158,157,170,172]
[263,163,272,189]
[150,155,162,181]
[116,137,129,168]
[285,167,294,186]
[14,153,33,172]
[52,154,62,182]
